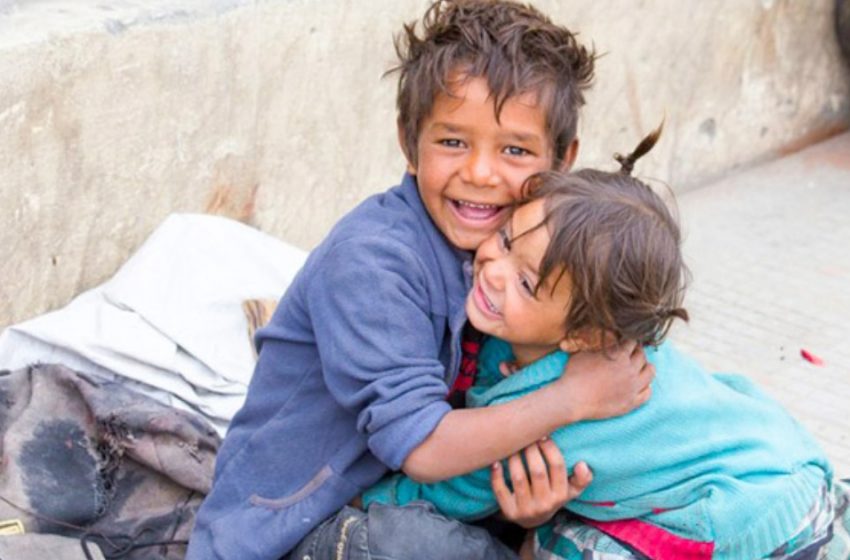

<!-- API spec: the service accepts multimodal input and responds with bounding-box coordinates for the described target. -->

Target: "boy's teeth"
[454,200,502,220]
[457,200,498,209]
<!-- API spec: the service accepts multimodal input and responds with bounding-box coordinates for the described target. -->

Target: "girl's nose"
[481,258,507,291]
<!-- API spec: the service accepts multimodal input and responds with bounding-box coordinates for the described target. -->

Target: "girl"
[361,129,835,559]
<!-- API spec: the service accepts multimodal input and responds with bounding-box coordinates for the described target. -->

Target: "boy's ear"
[556,138,580,172]
[397,121,417,175]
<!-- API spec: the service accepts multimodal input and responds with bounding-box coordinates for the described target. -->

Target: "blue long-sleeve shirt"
[187,174,473,559]
[362,338,832,560]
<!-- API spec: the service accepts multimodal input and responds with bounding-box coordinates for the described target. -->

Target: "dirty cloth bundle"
[0,363,221,559]
[0,213,307,435]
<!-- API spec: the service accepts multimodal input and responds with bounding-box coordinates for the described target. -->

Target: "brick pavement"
[668,132,850,477]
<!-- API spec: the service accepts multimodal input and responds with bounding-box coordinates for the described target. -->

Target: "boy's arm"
[403,343,653,482]
[306,236,460,470]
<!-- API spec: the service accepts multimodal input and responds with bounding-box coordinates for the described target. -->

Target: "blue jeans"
[287,502,518,560]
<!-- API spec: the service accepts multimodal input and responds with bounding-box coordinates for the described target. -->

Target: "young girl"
[361,130,835,559]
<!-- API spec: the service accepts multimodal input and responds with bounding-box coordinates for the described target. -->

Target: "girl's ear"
[398,121,417,175]
[559,333,589,353]
[559,328,606,353]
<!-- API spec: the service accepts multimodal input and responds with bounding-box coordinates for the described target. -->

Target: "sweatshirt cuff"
[368,399,452,470]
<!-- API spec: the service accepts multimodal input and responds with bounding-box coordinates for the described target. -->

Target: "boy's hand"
[490,439,592,529]
[559,341,654,422]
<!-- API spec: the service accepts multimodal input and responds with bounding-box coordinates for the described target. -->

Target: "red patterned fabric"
[450,324,483,397]
[584,518,714,560]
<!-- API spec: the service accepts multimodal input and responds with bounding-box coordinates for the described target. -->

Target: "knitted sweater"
[362,339,832,559]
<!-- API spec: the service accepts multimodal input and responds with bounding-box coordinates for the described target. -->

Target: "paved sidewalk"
[669,132,850,477]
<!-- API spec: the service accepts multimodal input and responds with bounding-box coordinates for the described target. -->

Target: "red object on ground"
[800,349,825,366]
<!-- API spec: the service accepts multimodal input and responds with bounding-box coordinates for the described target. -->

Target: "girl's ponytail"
[615,120,664,176]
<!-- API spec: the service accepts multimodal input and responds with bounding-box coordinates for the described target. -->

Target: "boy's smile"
[466,199,574,366]
[406,75,563,251]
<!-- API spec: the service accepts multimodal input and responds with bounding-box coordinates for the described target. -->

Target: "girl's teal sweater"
[362,340,831,559]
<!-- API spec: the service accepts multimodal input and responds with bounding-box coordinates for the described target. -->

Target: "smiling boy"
[187,2,653,559]
[412,75,568,251]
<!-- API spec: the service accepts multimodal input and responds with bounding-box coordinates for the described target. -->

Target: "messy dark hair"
[524,125,689,347]
[390,0,595,167]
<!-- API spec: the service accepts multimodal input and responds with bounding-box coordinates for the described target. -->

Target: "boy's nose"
[462,150,498,188]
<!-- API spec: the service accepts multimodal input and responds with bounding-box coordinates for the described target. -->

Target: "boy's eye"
[498,229,512,251]
[440,139,463,148]
[504,146,530,157]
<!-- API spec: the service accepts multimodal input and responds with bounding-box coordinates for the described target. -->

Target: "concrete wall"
[1,0,848,328]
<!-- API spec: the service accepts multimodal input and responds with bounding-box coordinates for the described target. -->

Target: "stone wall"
[1,0,848,327]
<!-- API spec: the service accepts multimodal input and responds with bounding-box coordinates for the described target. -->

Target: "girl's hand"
[498,360,520,377]
[490,439,592,529]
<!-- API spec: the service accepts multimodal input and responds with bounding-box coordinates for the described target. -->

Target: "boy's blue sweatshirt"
[363,339,832,559]
[187,174,472,559]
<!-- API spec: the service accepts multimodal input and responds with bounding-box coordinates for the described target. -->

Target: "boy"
[187,2,654,558]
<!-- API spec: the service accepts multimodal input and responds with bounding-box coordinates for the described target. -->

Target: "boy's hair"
[391,0,595,167]
[526,126,689,347]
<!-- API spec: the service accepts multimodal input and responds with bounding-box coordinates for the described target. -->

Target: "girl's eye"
[505,146,530,157]
[498,229,512,251]
[440,139,463,148]
[519,276,535,295]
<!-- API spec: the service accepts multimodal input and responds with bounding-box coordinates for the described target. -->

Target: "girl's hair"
[390,0,595,168]
[525,124,689,347]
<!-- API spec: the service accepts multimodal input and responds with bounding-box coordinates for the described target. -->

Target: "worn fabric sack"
[0,364,220,559]
[0,533,106,560]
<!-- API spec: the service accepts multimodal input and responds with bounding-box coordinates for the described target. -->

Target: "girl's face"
[466,198,574,366]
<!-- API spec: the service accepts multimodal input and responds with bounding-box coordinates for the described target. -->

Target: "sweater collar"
[468,338,568,407]
[398,173,474,293]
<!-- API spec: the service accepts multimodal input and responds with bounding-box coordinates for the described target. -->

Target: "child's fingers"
[507,451,532,503]
[627,340,643,360]
[490,461,517,517]
[522,442,549,495]
[640,361,656,385]
[567,461,593,499]
[498,361,513,378]
[539,439,568,498]
[499,360,520,377]
[636,384,653,406]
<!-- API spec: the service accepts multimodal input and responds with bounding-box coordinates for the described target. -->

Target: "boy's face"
[466,198,573,365]
[405,75,570,251]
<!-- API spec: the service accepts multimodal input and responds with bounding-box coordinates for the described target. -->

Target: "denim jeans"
[288,502,518,560]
